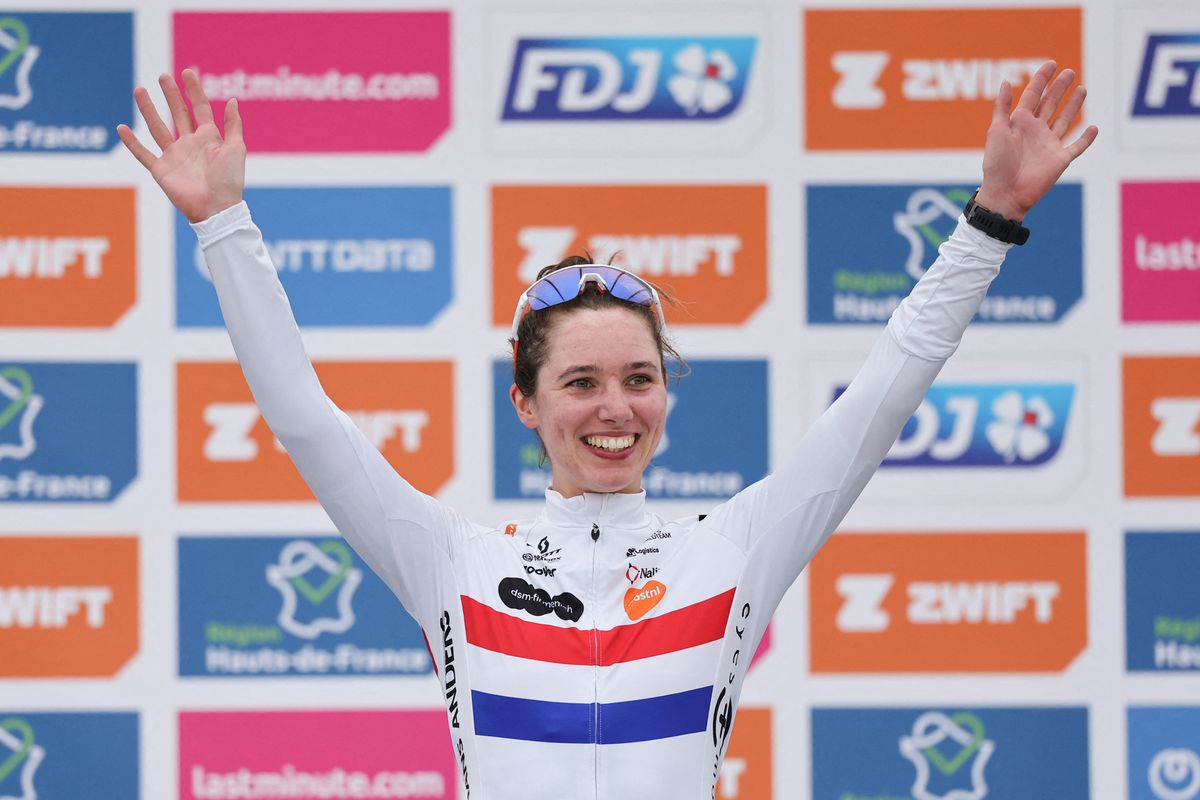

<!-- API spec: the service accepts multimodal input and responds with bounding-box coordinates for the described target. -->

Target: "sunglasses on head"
[510,265,667,343]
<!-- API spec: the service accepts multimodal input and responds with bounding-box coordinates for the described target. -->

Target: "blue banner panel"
[0,363,137,502]
[0,13,132,153]
[178,536,431,677]
[1132,34,1200,117]
[1127,532,1200,672]
[493,359,768,500]
[812,707,1089,800]
[176,186,453,327]
[0,712,138,798]
[503,37,756,120]
[1129,707,1200,800]
[807,184,1083,324]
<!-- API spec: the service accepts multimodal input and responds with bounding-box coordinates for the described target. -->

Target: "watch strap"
[963,191,1030,246]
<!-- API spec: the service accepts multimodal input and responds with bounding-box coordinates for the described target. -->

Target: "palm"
[977,62,1098,221]
[117,70,246,223]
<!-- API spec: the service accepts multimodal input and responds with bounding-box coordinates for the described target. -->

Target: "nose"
[596,380,633,424]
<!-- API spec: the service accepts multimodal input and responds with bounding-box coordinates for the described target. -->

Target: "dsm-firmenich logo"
[0,13,132,152]
[1126,532,1200,672]
[832,383,1074,468]
[177,187,453,327]
[807,184,1082,325]
[1133,34,1200,117]
[0,363,137,502]
[179,536,431,677]
[812,707,1089,800]
[0,712,138,799]
[502,37,756,120]
[1129,707,1200,800]
[493,359,767,500]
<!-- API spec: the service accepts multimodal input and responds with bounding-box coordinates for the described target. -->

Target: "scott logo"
[1133,34,1200,117]
[503,37,755,120]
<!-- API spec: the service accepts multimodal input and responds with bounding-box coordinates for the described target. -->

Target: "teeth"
[586,435,635,452]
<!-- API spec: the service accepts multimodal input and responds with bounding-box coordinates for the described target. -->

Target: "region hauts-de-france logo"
[0,367,42,463]
[265,539,363,640]
[0,717,43,800]
[900,712,996,800]
[0,18,38,112]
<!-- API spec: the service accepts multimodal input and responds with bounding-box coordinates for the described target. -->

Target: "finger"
[133,85,174,150]
[1017,60,1057,113]
[116,123,157,170]
[159,73,194,135]
[223,97,243,146]
[1065,124,1099,162]
[991,80,1013,128]
[182,68,215,127]
[1035,67,1074,121]
[1051,85,1087,138]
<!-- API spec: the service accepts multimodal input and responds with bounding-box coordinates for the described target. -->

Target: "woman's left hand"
[975,60,1098,222]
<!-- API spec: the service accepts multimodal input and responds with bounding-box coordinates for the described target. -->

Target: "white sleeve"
[192,201,462,624]
[702,216,1011,603]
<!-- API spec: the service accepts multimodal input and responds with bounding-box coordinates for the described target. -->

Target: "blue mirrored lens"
[525,267,655,311]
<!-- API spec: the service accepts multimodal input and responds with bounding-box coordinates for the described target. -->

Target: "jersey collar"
[542,488,651,530]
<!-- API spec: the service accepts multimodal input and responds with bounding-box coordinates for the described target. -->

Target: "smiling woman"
[120,63,1096,799]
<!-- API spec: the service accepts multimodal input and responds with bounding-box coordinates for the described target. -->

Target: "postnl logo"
[0,712,138,799]
[805,8,1081,150]
[0,188,136,327]
[492,185,767,326]
[1129,708,1200,800]
[177,361,453,501]
[716,707,771,800]
[0,363,137,503]
[179,710,455,800]
[503,37,755,120]
[0,13,132,153]
[177,186,452,328]
[1125,357,1200,497]
[832,383,1075,468]
[1122,182,1200,322]
[1132,34,1200,117]
[179,536,431,677]
[810,532,1086,672]
[0,537,137,677]
[174,12,450,152]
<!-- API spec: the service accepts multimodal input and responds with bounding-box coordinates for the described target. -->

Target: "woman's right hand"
[117,69,245,223]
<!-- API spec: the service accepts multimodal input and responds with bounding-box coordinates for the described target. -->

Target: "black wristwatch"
[963,190,1030,245]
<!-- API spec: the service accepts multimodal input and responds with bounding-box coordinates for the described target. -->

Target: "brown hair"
[509,255,686,398]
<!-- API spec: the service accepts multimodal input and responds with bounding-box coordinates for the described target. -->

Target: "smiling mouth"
[583,434,638,453]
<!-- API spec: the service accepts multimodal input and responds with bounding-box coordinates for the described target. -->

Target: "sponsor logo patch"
[807,184,1082,324]
[0,188,136,327]
[624,580,666,621]
[173,12,450,152]
[0,712,138,798]
[1126,532,1200,672]
[177,187,452,327]
[1124,357,1200,497]
[178,536,431,677]
[0,536,137,677]
[1128,707,1200,800]
[498,577,584,623]
[0,363,137,503]
[810,532,1087,672]
[1122,182,1200,322]
[177,361,453,501]
[0,13,132,153]
[805,8,1081,150]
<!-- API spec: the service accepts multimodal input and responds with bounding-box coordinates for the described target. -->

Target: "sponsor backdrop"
[2,2,1197,800]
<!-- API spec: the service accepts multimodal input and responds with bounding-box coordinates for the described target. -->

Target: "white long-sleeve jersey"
[194,201,1009,800]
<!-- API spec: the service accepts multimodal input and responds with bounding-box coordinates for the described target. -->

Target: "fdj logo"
[900,712,996,800]
[1133,35,1200,117]
[266,540,362,639]
[503,37,755,120]
[842,383,1075,467]
[0,717,44,799]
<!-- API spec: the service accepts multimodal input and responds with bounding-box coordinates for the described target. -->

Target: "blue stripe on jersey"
[472,686,711,744]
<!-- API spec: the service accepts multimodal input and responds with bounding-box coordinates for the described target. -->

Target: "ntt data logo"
[1133,34,1200,117]
[1126,532,1200,672]
[177,187,452,327]
[502,37,756,120]
[179,536,430,677]
[812,707,1089,799]
[493,359,767,500]
[0,363,137,502]
[0,13,132,152]
[831,383,1074,468]
[0,713,138,799]
[1130,708,1200,800]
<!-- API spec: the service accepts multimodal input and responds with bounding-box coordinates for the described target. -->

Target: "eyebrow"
[555,362,658,381]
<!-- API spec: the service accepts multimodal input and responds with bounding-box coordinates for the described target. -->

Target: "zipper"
[590,496,608,800]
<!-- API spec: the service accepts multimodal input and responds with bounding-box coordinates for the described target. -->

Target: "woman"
[119,63,1095,799]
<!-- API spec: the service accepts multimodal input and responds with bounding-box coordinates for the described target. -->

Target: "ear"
[510,383,539,430]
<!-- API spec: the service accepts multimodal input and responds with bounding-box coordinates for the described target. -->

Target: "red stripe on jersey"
[461,588,735,665]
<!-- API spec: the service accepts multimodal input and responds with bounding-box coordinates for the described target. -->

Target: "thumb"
[224,97,244,146]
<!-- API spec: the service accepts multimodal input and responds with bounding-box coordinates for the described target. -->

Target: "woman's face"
[510,306,668,498]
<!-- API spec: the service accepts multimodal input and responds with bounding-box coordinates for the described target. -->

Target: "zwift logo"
[503,37,755,120]
[1132,34,1200,117]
